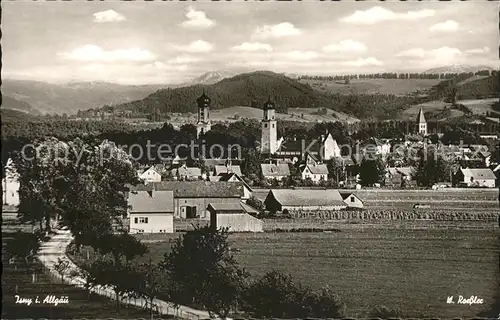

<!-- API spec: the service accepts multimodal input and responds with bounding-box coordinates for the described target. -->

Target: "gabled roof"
[207,201,258,214]
[215,165,242,176]
[139,166,161,177]
[417,108,426,123]
[261,163,290,177]
[277,139,322,154]
[268,189,346,207]
[461,168,497,180]
[128,181,244,198]
[339,192,364,203]
[129,190,174,213]
[218,172,253,192]
[172,166,202,177]
[303,164,329,175]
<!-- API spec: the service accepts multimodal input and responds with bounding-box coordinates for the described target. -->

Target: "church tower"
[261,97,278,154]
[417,108,427,135]
[196,90,212,138]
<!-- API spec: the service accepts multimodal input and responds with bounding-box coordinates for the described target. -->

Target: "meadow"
[139,228,499,319]
[299,78,441,96]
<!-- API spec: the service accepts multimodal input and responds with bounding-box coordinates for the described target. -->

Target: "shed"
[207,202,263,232]
[128,190,174,233]
[264,189,347,212]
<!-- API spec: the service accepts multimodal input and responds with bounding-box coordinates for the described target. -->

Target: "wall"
[2,178,20,206]
[174,197,241,219]
[344,195,364,209]
[129,212,174,233]
[215,214,263,232]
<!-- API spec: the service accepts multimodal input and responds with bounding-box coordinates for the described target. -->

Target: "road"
[37,229,212,320]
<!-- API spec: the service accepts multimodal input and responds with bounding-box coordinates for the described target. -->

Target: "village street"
[37,229,212,320]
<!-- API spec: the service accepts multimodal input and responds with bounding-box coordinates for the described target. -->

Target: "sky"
[2,1,499,85]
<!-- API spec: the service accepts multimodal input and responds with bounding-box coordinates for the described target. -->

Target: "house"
[208,202,263,232]
[214,164,243,177]
[360,138,391,156]
[264,189,347,213]
[128,190,174,234]
[2,158,19,207]
[129,181,244,219]
[137,166,162,183]
[455,168,496,188]
[274,132,341,163]
[385,166,415,184]
[210,172,253,199]
[301,164,328,183]
[261,163,290,180]
[171,164,203,181]
[340,192,364,209]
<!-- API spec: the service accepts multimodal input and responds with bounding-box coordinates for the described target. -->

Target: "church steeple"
[196,90,211,138]
[261,97,278,154]
[417,108,427,136]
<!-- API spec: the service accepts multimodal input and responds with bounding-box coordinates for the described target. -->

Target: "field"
[401,98,499,120]
[300,78,441,96]
[163,106,359,127]
[137,229,500,318]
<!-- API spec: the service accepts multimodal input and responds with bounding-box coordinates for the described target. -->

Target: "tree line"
[299,70,493,81]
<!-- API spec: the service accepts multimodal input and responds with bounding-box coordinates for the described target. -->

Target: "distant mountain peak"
[190,71,236,85]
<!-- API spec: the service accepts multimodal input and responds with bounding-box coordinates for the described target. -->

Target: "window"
[134,217,138,224]
[138,217,149,224]
[350,196,355,203]
[264,123,268,128]
[272,123,275,128]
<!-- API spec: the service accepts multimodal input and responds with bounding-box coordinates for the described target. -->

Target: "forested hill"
[112,71,339,114]
[427,73,499,101]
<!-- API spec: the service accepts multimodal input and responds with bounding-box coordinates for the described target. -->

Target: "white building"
[322,133,341,160]
[138,166,162,183]
[301,164,328,183]
[458,168,496,188]
[2,158,20,207]
[417,108,427,136]
[261,163,290,180]
[340,192,364,209]
[261,97,278,154]
[128,190,175,233]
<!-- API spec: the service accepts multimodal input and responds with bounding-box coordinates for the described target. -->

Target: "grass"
[1,230,174,319]
[132,229,500,319]
[401,98,499,120]
[300,78,441,96]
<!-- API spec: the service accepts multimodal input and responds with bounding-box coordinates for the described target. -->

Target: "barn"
[264,189,347,213]
[207,202,263,232]
[128,190,174,234]
[340,192,364,209]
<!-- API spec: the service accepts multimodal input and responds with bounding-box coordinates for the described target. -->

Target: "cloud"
[429,20,459,32]
[59,45,156,62]
[167,55,200,64]
[340,7,434,24]
[395,48,427,58]
[180,6,215,29]
[283,50,318,61]
[342,57,383,67]
[173,40,214,53]
[395,47,466,68]
[465,47,490,54]
[93,10,126,23]
[231,42,273,52]
[323,40,367,53]
[253,22,301,39]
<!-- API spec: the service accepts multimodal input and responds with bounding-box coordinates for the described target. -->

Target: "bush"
[369,305,402,319]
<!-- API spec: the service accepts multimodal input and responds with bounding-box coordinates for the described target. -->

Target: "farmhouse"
[208,202,263,232]
[301,163,329,182]
[385,166,416,187]
[360,138,391,156]
[264,189,347,213]
[171,164,203,181]
[261,163,290,180]
[455,168,497,188]
[273,132,341,163]
[129,181,244,219]
[214,164,243,177]
[209,172,253,199]
[2,158,19,207]
[137,166,162,183]
[128,190,174,234]
[340,192,364,209]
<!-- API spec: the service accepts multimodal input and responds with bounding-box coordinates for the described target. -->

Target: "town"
[2,2,500,320]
